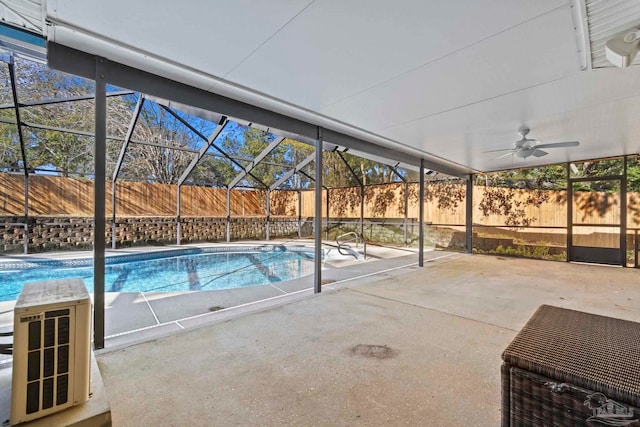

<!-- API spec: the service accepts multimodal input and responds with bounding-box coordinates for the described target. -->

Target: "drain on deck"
[322,279,336,286]
[349,344,396,359]
[209,306,224,312]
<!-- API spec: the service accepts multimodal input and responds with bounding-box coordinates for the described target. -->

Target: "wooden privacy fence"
[302,184,640,228]
[2,174,640,228]
[0,174,270,217]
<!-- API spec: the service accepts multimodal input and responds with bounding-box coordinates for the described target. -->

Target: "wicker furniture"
[502,305,640,427]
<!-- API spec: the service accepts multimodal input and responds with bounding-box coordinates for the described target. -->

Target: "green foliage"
[570,158,623,180]
[0,122,20,171]
[627,158,640,192]
[323,151,403,188]
[475,165,567,190]
[477,244,566,261]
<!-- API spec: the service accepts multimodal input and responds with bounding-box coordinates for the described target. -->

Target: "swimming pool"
[0,246,316,302]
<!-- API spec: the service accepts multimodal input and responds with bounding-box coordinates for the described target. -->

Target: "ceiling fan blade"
[534,141,580,149]
[483,148,516,153]
[532,149,548,157]
[496,151,516,159]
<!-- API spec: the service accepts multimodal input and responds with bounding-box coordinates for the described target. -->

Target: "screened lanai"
[2,0,640,357]
[1,51,472,349]
[4,48,640,350]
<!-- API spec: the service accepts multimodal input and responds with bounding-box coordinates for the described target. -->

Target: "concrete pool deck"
[94,253,640,426]
[0,240,423,349]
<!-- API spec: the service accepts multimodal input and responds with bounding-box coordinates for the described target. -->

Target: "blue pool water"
[0,247,315,302]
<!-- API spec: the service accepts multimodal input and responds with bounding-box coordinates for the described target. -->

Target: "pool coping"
[0,242,319,270]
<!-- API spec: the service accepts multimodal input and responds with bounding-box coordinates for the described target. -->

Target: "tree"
[322,151,402,188]
[118,102,202,184]
[0,62,21,171]
[14,58,97,177]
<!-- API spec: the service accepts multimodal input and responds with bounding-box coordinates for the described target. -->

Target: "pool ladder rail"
[336,232,366,260]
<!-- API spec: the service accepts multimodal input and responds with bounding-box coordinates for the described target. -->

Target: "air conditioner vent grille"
[22,309,72,416]
[42,378,53,409]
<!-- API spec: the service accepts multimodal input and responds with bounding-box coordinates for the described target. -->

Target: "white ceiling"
[39,0,640,172]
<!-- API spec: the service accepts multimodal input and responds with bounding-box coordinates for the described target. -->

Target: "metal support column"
[226,188,231,242]
[176,185,181,245]
[314,128,323,294]
[419,159,425,267]
[621,156,628,267]
[22,177,28,254]
[8,56,29,254]
[298,190,302,238]
[111,182,117,249]
[404,182,409,246]
[465,176,473,253]
[265,190,271,241]
[94,57,107,350]
[360,186,365,240]
[566,163,572,262]
[325,190,330,241]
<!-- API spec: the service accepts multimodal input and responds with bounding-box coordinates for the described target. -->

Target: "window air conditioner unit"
[10,279,92,424]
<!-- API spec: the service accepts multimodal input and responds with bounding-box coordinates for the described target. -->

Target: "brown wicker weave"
[502,305,640,427]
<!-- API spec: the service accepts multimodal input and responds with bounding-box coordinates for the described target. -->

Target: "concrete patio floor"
[96,254,640,426]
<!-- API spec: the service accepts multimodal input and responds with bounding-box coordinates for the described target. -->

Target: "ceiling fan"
[485,128,580,159]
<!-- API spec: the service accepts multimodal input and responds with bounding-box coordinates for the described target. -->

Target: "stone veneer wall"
[0,216,312,254]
